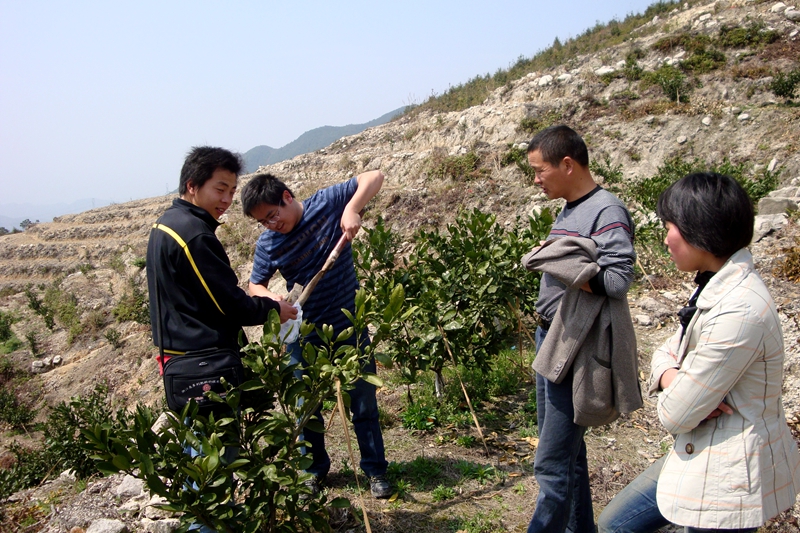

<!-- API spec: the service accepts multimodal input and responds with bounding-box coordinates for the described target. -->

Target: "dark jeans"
[528,325,596,533]
[287,335,388,478]
[597,455,758,533]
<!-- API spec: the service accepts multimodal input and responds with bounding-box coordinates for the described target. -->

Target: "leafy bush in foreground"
[84,293,403,533]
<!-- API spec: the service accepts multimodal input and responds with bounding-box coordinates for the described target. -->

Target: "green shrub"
[46,383,116,479]
[518,110,563,136]
[401,400,438,431]
[44,282,82,342]
[112,279,150,325]
[431,484,456,501]
[680,47,726,73]
[0,444,56,499]
[24,285,54,330]
[716,22,780,49]
[623,55,644,81]
[590,155,624,186]
[426,151,484,182]
[25,331,40,357]
[132,257,146,269]
[642,64,691,102]
[104,328,123,349]
[0,311,13,343]
[500,144,536,183]
[0,384,114,497]
[770,68,800,100]
[0,386,34,429]
[83,302,398,533]
[354,210,549,390]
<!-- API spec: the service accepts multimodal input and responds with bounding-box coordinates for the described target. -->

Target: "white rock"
[86,519,128,533]
[141,518,181,533]
[116,474,145,498]
[662,292,681,302]
[699,13,712,21]
[768,186,799,197]
[59,469,77,482]
[144,494,174,520]
[737,113,751,122]
[538,75,554,86]
[677,136,688,144]
[31,360,46,374]
[636,315,654,327]
[787,9,800,21]
[768,158,779,172]
[52,355,62,365]
[557,73,573,84]
[595,66,616,76]
[753,213,788,241]
[702,116,712,126]
[771,3,788,13]
[758,197,798,215]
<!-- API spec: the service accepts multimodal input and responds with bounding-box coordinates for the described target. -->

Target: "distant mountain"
[242,107,407,173]
[0,198,114,231]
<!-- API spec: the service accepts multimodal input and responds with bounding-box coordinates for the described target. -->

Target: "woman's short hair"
[656,172,754,258]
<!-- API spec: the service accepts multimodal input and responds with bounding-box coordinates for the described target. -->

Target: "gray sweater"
[523,237,643,426]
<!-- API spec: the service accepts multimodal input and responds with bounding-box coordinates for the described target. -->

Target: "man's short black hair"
[240,173,294,217]
[657,172,754,258]
[179,146,242,195]
[527,125,589,168]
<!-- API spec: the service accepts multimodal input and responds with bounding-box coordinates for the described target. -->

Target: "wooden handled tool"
[294,234,349,307]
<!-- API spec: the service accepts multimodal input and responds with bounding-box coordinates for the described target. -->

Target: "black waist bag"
[162,347,244,415]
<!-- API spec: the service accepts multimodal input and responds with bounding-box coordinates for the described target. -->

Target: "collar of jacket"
[695,248,753,311]
[173,198,222,230]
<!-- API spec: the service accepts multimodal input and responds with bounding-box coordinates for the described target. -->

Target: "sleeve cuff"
[588,271,607,295]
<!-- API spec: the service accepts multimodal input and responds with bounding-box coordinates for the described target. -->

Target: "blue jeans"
[597,456,758,533]
[287,333,387,478]
[528,325,595,533]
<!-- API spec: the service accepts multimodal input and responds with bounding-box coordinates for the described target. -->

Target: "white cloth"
[276,303,303,344]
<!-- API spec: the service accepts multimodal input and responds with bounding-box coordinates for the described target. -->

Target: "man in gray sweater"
[523,125,637,533]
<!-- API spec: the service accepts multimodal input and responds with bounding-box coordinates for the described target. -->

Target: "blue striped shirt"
[250,178,360,343]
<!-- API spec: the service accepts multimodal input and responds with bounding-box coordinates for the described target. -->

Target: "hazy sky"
[1,0,661,206]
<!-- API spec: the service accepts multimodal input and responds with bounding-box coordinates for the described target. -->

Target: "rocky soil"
[2,0,800,531]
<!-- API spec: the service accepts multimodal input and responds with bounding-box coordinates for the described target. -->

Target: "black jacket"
[146,199,278,353]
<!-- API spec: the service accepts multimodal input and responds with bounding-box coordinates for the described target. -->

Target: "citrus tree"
[83,288,405,533]
[354,209,552,397]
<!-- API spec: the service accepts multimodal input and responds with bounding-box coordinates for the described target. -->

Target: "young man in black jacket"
[146,146,297,533]
[147,146,296,371]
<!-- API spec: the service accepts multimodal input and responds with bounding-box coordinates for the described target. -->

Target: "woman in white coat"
[598,172,800,533]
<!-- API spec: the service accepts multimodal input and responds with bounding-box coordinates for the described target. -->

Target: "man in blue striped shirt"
[241,170,392,499]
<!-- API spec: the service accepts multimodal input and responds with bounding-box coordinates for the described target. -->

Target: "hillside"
[2,0,800,531]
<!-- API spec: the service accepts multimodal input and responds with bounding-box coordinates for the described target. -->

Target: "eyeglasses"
[265,205,282,226]
[257,204,283,227]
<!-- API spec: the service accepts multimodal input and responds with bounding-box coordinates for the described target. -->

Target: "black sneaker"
[369,475,392,499]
